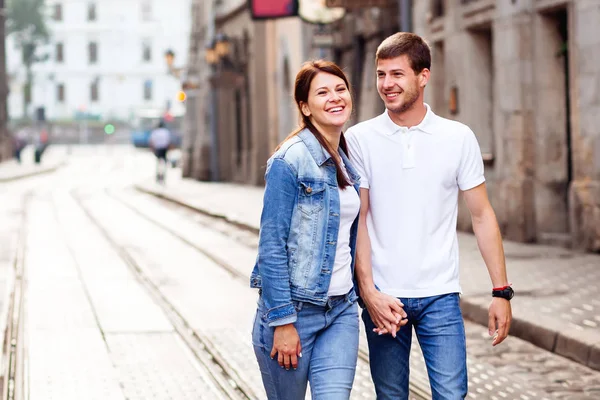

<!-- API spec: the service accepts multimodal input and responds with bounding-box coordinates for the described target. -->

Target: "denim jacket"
[250,129,361,327]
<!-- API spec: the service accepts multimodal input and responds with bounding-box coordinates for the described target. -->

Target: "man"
[149,120,171,184]
[13,129,29,164]
[345,32,513,399]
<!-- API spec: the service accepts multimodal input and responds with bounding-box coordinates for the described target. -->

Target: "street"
[1,145,599,399]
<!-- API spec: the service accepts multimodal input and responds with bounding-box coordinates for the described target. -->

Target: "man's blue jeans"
[252,293,359,399]
[362,293,468,399]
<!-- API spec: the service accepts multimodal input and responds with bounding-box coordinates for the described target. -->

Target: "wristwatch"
[492,285,514,300]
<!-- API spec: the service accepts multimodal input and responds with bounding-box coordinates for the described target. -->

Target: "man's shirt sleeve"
[345,128,369,189]
[457,128,486,191]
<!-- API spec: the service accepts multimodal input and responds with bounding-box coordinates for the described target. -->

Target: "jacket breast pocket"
[298,181,326,215]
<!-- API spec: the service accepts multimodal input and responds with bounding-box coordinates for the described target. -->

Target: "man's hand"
[372,311,409,336]
[488,297,512,346]
[271,324,302,370]
[363,290,407,338]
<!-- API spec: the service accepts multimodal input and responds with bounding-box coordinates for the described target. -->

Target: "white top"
[150,128,171,149]
[345,104,485,298]
[328,161,360,296]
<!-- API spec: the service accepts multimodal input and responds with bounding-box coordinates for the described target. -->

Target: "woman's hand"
[270,324,302,370]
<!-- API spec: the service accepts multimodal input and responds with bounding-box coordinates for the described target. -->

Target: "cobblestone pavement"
[128,185,600,398]
[2,146,600,399]
[137,173,600,372]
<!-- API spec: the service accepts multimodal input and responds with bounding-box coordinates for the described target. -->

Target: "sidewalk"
[0,145,66,182]
[136,176,600,372]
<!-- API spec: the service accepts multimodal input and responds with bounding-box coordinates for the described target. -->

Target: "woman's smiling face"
[301,72,352,130]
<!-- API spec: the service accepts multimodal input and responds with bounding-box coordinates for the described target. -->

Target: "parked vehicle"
[130,109,183,148]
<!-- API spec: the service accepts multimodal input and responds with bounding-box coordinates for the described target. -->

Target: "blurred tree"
[0,0,9,161]
[6,0,50,119]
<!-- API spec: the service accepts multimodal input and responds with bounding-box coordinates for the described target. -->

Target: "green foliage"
[6,0,50,65]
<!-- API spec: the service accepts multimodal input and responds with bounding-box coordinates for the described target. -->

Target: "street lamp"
[164,49,185,78]
[214,33,231,59]
[205,34,233,66]
[204,44,219,65]
[165,49,175,67]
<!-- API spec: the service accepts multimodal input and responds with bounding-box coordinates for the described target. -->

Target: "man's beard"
[386,87,419,114]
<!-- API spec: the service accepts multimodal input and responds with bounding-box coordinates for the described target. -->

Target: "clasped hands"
[363,289,408,337]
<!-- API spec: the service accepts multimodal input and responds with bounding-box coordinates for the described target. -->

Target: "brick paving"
[130,182,600,397]
[136,175,600,372]
[2,147,600,398]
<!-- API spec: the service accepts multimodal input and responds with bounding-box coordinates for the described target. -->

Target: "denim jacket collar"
[297,128,361,185]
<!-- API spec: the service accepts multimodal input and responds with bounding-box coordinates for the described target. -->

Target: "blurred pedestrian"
[250,60,361,399]
[33,128,49,164]
[149,120,171,184]
[13,129,29,164]
[345,32,512,399]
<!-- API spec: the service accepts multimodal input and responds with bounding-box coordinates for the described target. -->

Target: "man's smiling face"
[376,55,423,115]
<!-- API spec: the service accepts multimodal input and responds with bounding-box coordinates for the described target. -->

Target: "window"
[88,3,97,21]
[53,4,63,21]
[56,43,64,62]
[143,80,152,100]
[57,84,65,102]
[88,42,98,64]
[141,0,152,21]
[90,80,99,102]
[142,41,152,62]
[432,0,445,18]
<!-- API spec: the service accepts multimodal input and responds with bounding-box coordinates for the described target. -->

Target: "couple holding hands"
[250,32,513,400]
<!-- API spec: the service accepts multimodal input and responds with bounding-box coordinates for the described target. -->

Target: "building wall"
[187,3,313,186]
[183,0,599,251]
[411,0,599,251]
[6,0,191,122]
[330,7,400,124]
[569,0,600,251]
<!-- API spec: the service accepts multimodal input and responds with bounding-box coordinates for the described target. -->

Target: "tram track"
[71,191,257,400]
[0,194,31,400]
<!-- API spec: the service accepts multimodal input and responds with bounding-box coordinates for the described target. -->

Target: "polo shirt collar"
[380,103,436,135]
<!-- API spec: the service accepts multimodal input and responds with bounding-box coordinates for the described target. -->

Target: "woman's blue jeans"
[252,292,359,400]
[363,293,468,399]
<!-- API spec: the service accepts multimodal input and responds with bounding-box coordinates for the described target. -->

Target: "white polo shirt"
[345,104,485,298]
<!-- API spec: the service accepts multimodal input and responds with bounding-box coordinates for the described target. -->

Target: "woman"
[250,60,361,399]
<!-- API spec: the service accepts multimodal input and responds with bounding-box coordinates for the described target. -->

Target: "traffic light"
[176,90,186,102]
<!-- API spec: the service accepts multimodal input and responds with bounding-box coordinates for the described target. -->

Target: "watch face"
[493,287,514,300]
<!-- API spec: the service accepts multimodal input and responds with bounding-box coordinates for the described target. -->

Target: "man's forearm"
[472,208,509,287]
[355,219,377,296]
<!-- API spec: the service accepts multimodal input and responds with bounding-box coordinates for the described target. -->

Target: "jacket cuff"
[265,303,297,327]
[268,314,297,327]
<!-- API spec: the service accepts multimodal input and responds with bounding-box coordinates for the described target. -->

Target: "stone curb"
[136,183,600,372]
[0,162,65,183]
[134,185,260,234]
[460,295,599,372]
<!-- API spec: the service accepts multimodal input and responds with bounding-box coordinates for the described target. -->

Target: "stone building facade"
[182,0,320,185]
[412,0,599,251]
[183,0,599,252]
[324,0,599,252]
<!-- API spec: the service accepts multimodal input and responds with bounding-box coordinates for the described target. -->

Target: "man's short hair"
[376,32,431,74]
